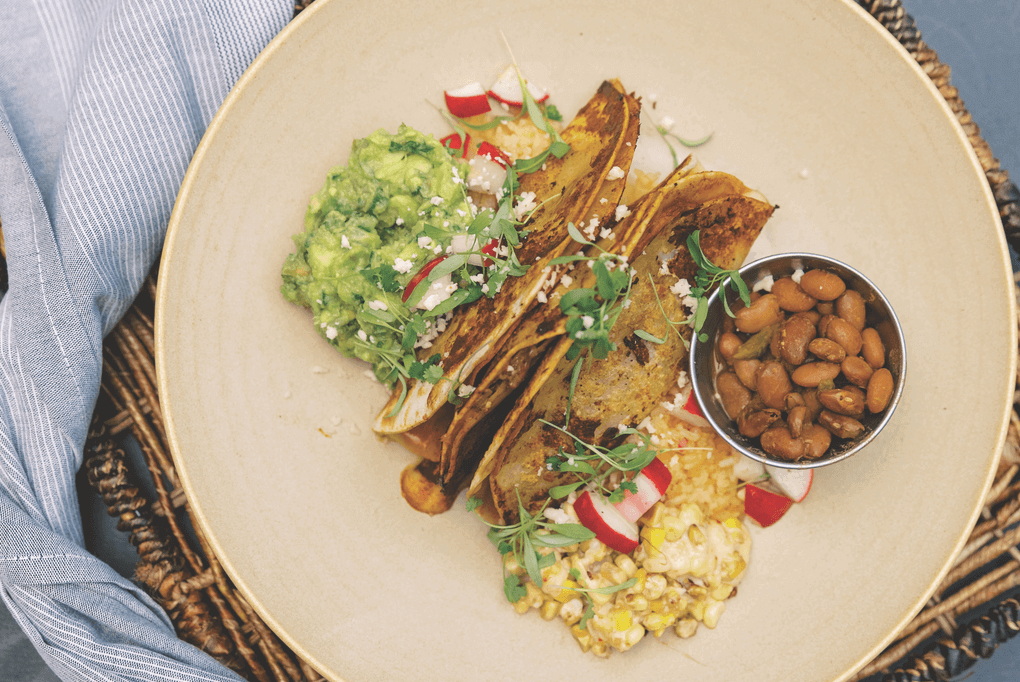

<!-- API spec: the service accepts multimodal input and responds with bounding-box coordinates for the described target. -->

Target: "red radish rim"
[744,483,793,528]
[574,491,639,554]
[401,255,447,303]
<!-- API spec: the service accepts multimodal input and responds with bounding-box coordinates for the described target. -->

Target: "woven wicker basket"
[3,1,1019,680]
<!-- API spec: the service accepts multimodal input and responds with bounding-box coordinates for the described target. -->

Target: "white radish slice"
[674,386,710,429]
[574,491,639,554]
[487,65,548,106]
[732,454,766,482]
[765,464,813,503]
[444,82,491,118]
[614,457,672,523]
[466,155,507,195]
[414,274,455,312]
[449,234,498,267]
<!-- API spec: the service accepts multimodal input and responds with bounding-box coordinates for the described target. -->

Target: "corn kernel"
[614,553,638,577]
[642,573,667,600]
[612,610,632,631]
[642,611,676,633]
[710,583,734,601]
[552,578,580,603]
[621,593,649,612]
[646,501,667,527]
[560,598,584,625]
[539,599,562,621]
[590,589,613,607]
[703,599,726,629]
[641,526,666,551]
[688,524,707,546]
[723,516,742,529]
[724,552,747,580]
[675,617,698,639]
[570,624,593,653]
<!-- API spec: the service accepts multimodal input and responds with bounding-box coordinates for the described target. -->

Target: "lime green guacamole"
[280,125,473,382]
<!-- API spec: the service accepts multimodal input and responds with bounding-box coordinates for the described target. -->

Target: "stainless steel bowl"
[689,253,906,469]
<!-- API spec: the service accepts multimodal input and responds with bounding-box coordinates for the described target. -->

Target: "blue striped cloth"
[0,0,292,679]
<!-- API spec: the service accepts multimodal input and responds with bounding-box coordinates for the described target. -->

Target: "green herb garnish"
[686,230,751,342]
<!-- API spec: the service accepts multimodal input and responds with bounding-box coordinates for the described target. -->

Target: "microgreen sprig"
[538,420,659,502]
[686,230,751,342]
[466,493,595,603]
[643,110,712,169]
[550,223,635,362]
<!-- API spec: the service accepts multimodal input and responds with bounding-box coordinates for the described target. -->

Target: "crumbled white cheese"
[753,275,774,293]
[325,326,338,340]
[614,204,631,221]
[393,258,413,274]
[676,370,689,390]
[792,268,805,283]
[659,115,675,131]
[606,166,626,181]
[430,196,444,206]
[340,235,351,249]
[356,330,368,342]
[560,274,573,287]
[581,315,595,329]
[670,278,692,298]
[457,384,475,398]
[368,300,388,311]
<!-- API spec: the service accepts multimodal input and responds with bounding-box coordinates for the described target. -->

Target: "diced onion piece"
[487,65,549,106]
[444,82,491,118]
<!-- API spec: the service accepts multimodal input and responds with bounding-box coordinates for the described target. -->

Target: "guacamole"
[281,125,473,383]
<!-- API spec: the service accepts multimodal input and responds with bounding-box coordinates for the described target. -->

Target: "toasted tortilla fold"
[374,80,639,436]
[468,172,776,522]
[435,157,703,491]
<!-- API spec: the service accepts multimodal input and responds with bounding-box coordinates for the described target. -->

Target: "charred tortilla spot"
[623,332,651,366]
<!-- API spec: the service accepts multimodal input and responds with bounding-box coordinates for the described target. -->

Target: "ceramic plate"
[156,1,1016,680]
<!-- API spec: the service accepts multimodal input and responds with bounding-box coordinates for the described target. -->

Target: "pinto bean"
[756,361,793,409]
[841,355,874,387]
[803,389,823,421]
[836,290,866,331]
[816,301,834,315]
[771,277,818,312]
[817,313,838,338]
[861,327,886,369]
[718,332,743,361]
[784,391,806,410]
[787,405,808,438]
[818,386,866,417]
[734,294,784,333]
[777,315,817,365]
[791,362,841,387]
[801,424,832,459]
[867,368,894,413]
[717,372,752,419]
[760,425,805,461]
[733,359,761,391]
[799,269,846,301]
[818,410,866,439]
[807,337,846,363]
[738,408,782,438]
[825,317,863,356]
[794,309,822,326]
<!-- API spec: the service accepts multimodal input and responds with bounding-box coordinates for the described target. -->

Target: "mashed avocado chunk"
[281,125,473,383]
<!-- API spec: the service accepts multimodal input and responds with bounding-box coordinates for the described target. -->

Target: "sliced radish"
[676,387,711,429]
[476,141,511,169]
[449,234,498,267]
[439,132,470,159]
[487,65,549,107]
[614,457,672,523]
[415,274,455,312]
[402,255,447,303]
[744,483,793,528]
[732,454,766,483]
[765,464,813,503]
[466,154,507,195]
[574,490,639,554]
[444,82,491,118]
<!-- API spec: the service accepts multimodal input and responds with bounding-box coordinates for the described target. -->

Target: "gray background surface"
[2,0,1018,680]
